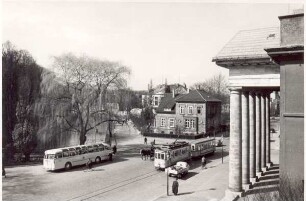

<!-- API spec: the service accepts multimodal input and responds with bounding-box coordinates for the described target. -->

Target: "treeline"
[2,42,141,162]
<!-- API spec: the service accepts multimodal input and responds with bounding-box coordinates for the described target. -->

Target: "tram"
[190,138,215,158]
[154,141,191,169]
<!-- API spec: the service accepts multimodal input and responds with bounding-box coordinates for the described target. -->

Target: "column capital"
[229,87,242,92]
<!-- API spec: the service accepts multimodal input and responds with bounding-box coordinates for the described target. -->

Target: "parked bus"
[190,138,215,158]
[43,142,113,171]
[154,141,191,169]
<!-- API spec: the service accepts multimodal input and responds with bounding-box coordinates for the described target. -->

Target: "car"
[165,161,190,178]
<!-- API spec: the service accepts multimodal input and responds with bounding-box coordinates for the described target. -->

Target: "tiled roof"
[213,27,280,61]
[156,93,185,114]
[176,90,221,103]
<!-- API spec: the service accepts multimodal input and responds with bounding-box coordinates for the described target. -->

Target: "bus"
[43,142,113,171]
[190,138,215,158]
[154,141,191,169]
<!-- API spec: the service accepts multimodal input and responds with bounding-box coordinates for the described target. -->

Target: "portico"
[213,27,280,199]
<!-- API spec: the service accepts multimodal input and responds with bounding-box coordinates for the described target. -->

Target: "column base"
[243,183,252,191]
[220,189,244,201]
[267,162,273,169]
[261,167,268,173]
[250,177,258,185]
[256,171,263,178]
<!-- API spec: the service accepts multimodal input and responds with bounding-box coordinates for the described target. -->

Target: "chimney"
[187,88,190,93]
[172,89,175,98]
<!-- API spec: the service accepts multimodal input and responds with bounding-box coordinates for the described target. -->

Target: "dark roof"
[213,27,280,62]
[176,90,221,103]
[156,93,185,114]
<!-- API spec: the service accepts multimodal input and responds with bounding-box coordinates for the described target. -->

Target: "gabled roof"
[156,93,185,114]
[176,90,221,103]
[213,27,280,62]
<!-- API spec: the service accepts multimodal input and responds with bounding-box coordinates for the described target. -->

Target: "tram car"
[154,141,191,169]
[190,138,215,158]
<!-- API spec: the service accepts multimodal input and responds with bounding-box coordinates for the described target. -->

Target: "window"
[180,105,184,114]
[190,119,195,129]
[154,97,158,106]
[188,106,193,114]
[161,118,165,127]
[169,118,175,128]
[185,119,190,128]
[197,106,201,114]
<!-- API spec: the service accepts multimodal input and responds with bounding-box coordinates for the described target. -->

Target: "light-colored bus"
[43,142,113,171]
[154,141,191,169]
[190,138,215,158]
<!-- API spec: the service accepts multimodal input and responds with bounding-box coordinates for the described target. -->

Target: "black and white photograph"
[2,1,304,201]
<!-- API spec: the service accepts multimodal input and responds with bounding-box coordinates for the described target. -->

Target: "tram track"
[66,169,161,201]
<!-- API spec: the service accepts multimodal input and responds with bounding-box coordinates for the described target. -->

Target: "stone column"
[255,92,262,176]
[266,92,272,167]
[249,91,257,183]
[228,88,242,194]
[261,93,267,171]
[242,91,250,189]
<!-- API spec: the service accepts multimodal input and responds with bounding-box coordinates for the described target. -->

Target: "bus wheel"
[95,156,101,163]
[109,154,113,161]
[65,162,72,170]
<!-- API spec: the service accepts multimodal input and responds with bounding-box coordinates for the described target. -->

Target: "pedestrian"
[153,139,155,145]
[144,137,147,144]
[172,177,179,195]
[112,145,117,154]
[201,156,206,169]
[86,158,93,170]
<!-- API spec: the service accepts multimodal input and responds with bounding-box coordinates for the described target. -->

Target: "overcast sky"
[2,1,303,90]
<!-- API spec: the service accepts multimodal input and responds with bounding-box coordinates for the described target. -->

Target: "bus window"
[46,154,55,159]
[98,146,104,151]
[161,153,165,160]
[93,145,99,152]
[55,153,62,158]
[63,151,69,157]
[69,151,76,156]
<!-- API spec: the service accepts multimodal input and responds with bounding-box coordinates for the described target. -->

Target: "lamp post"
[166,168,169,196]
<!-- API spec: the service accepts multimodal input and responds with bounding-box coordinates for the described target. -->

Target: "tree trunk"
[79,131,86,145]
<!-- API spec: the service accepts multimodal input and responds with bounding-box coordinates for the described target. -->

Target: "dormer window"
[188,106,193,114]
[179,105,184,114]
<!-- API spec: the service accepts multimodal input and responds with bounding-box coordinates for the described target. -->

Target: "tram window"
[155,153,157,159]
[192,145,195,151]
[158,153,161,159]
[161,154,165,160]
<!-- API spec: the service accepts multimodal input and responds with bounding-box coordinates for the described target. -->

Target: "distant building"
[153,90,221,137]
[142,81,189,108]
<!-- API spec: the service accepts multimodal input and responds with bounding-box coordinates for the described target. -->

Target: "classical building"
[213,11,304,200]
[153,90,221,138]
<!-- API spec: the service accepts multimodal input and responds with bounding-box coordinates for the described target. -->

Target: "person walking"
[201,156,206,169]
[144,137,147,144]
[112,145,117,154]
[86,158,93,170]
[172,178,179,195]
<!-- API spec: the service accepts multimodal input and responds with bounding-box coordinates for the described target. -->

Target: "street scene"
[2,2,303,201]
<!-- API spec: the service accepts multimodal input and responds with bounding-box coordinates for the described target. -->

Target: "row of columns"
[228,87,272,194]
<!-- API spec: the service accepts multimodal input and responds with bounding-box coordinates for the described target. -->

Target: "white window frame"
[169,118,175,128]
[185,119,190,128]
[180,105,184,114]
[190,119,195,129]
[154,97,158,106]
[161,118,166,127]
[188,106,193,114]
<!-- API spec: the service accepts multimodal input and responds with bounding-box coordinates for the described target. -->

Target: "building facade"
[265,12,304,192]
[153,90,221,137]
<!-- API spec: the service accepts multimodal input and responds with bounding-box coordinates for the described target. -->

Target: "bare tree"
[50,53,130,145]
[191,73,229,104]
